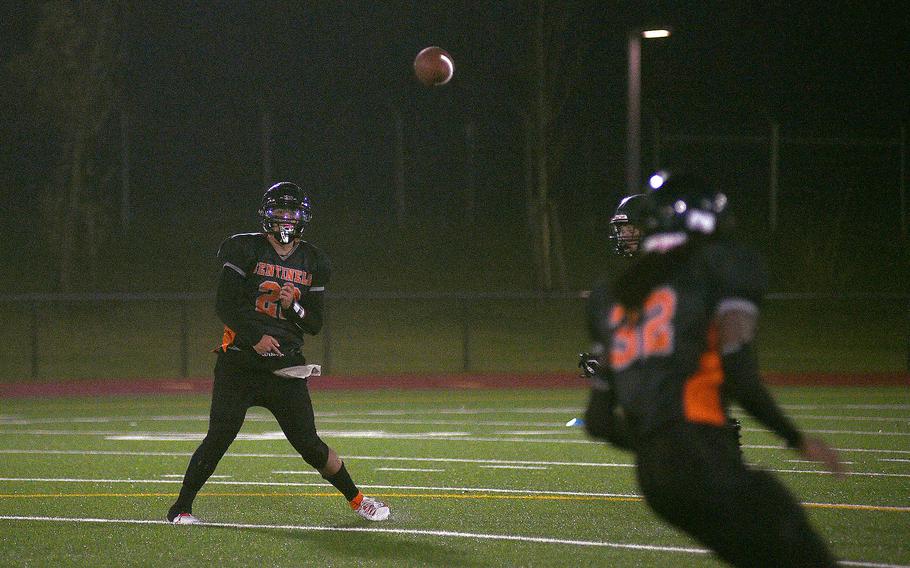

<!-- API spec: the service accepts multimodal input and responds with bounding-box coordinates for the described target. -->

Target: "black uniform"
[169,233,334,515]
[585,239,836,567]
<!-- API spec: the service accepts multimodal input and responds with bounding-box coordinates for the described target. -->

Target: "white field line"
[880,459,910,463]
[3,427,909,443]
[159,474,231,479]
[2,477,910,513]
[0,514,710,555]
[2,411,908,427]
[271,471,321,475]
[480,465,549,470]
[0,477,641,498]
[786,460,856,465]
[0,448,638,466]
[3,447,910,468]
[0,515,906,567]
[374,468,445,473]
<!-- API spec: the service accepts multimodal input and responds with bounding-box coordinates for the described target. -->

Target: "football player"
[572,194,647,426]
[608,193,646,257]
[583,173,844,567]
[166,182,390,524]
[580,188,743,449]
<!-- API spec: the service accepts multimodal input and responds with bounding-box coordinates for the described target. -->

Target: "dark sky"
[0,1,907,292]
[3,1,906,192]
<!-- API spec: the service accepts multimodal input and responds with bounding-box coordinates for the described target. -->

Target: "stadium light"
[626,28,671,195]
[641,29,671,39]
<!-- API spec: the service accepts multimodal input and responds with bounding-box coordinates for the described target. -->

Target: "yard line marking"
[160,474,229,478]
[2,477,909,511]
[0,515,712,555]
[6,425,910,441]
[0,491,908,513]
[492,430,565,436]
[769,469,910,478]
[5,413,910,429]
[0,492,635,502]
[4,413,910,427]
[271,471,321,475]
[4,447,910,470]
[1,515,907,566]
[742,428,910,437]
[747,445,910,455]
[374,468,446,473]
[0,477,639,498]
[0,478,910,513]
[785,414,910,423]
[104,430,472,441]
[786,460,855,465]
[781,404,910,411]
[480,465,549,470]
[880,458,910,463]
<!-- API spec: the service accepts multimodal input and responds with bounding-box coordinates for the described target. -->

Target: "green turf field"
[1,386,908,567]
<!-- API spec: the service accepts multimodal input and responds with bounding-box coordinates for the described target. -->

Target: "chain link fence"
[1,292,906,381]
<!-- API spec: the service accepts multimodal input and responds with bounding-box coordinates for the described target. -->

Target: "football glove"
[578,352,602,378]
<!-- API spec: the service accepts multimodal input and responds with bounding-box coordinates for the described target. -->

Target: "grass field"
[1,386,908,567]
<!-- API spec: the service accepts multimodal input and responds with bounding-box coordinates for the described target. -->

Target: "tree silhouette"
[10,2,124,289]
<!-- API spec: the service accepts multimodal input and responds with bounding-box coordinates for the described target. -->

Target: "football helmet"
[609,194,646,257]
[258,182,312,244]
[640,172,729,249]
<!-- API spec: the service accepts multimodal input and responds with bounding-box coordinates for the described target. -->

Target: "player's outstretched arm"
[717,307,846,476]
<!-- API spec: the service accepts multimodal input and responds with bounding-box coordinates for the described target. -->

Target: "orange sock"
[349,491,364,510]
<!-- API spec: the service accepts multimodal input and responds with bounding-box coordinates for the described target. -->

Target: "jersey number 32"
[610,286,677,371]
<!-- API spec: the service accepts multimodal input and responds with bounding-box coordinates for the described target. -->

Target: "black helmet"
[641,172,729,249]
[258,182,312,244]
[609,194,646,257]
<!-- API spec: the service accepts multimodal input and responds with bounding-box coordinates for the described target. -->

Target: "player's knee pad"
[296,436,330,469]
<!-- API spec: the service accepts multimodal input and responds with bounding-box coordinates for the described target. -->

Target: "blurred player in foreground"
[578,189,743,448]
[167,182,390,524]
[583,173,844,567]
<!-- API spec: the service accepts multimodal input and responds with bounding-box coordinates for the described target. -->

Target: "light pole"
[626,28,671,195]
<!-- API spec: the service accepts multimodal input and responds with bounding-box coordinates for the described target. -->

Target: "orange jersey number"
[610,286,678,370]
[255,281,300,319]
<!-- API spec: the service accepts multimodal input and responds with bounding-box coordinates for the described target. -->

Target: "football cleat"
[169,512,201,525]
[351,494,390,522]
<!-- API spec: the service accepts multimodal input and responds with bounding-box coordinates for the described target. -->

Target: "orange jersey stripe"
[682,324,726,426]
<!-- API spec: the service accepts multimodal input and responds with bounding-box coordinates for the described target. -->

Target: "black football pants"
[635,422,837,568]
[175,351,329,507]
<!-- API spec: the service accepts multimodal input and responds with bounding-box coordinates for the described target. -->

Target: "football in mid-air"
[413,46,454,86]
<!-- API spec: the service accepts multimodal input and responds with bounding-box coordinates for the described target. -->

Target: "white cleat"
[170,512,201,525]
[354,496,390,522]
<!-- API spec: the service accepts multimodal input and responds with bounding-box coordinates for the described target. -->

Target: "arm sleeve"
[714,244,802,448]
[722,344,803,448]
[283,248,331,335]
[215,237,267,346]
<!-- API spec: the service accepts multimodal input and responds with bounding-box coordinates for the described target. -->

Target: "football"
[413,46,454,86]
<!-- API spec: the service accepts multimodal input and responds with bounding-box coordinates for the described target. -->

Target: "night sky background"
[1,1,908,294]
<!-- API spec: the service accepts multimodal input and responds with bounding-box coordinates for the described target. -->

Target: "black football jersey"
[216,232,330,354]
[587,240,766,438]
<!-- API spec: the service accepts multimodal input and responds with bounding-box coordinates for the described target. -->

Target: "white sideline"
[0,515,905,567]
